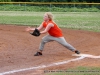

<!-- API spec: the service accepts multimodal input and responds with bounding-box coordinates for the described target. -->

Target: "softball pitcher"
[26,12,80,56]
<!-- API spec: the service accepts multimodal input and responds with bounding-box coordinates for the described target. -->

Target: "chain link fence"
[0,2,100,12]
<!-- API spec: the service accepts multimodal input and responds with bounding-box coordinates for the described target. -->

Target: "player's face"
[43,14,49,21]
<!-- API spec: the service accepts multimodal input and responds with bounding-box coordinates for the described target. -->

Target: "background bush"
[0,4,100,12]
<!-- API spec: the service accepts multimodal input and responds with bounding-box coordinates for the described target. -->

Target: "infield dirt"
[0,25,100,75]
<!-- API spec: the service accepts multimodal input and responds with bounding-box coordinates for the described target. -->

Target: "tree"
[1,0,100,2]
[0,0,11,2]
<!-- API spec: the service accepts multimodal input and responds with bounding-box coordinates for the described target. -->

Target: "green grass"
[44,66,100,75]
[0,11,43,25]
[0,11,100,32]
[0,5,100,12]
[0,3,100,14]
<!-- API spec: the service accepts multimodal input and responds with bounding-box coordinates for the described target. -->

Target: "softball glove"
[30,28,40,36]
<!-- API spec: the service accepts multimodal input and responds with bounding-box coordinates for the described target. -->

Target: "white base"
[72,53,100,58]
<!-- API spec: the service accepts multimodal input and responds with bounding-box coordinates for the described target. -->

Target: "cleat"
[34,52,42,56]
[75,50,80,54]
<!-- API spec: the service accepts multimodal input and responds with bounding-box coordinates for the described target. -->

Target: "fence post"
[3,2,5,11]
[50,3,52,12]
[24,3,26,11]
[74,3,75,12]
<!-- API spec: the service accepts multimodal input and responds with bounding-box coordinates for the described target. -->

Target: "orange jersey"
[42,20,63,37]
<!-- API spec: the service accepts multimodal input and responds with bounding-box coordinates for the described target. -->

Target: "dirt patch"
[0,25,100,75]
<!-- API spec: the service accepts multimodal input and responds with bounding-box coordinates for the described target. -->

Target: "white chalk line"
[0,53,100,75]
[0,56,85,75]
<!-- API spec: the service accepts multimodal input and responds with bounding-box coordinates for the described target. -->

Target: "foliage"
[0,0,11,2]
[0,4,99,12]
[0,0,100,2]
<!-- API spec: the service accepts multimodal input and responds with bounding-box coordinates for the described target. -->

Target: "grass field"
[0,11,100,32]
[44,66,100,75]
